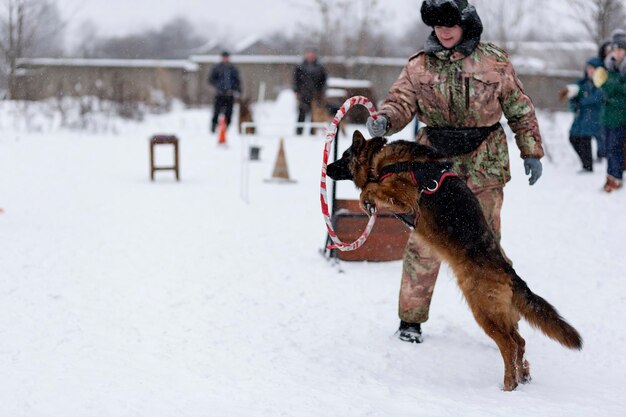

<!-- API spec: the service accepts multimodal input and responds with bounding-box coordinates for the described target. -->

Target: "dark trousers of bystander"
[211,95,235,133]
[296,101,313,135]
[596,133,607,160]
[603,126,626,180]
[569,135,593,171]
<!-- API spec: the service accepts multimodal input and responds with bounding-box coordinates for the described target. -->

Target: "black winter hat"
[421,0,469,27]
[599,39,612,60]
[421,0,483,56]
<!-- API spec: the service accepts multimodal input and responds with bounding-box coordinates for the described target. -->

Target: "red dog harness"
[378,161,459,195]
[375,161,459,230]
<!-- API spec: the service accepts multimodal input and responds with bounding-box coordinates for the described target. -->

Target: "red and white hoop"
[321,96,378,251]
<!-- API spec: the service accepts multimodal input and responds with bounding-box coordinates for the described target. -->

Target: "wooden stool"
[149,135,179,181]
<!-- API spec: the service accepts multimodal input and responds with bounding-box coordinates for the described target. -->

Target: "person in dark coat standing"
[209,51,241,133]
[293,48,327,135]
[567,57,604,172]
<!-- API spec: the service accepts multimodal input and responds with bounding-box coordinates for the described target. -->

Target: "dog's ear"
[352,130,366,150]
[369,137,388,155]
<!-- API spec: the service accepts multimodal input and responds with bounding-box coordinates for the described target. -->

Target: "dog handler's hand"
[366,115,387,137]
[524,158,542,186]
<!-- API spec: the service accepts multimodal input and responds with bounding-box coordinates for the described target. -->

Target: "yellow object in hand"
[593,67,609,88]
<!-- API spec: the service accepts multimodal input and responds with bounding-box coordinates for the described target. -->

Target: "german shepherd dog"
[312,98,346,135]
[238,97,255,135]
[327,130,582,391]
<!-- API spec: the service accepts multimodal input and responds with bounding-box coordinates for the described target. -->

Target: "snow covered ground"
[1,93,625,416]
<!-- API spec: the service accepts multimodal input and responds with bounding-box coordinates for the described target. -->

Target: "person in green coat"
[594,31,626,192]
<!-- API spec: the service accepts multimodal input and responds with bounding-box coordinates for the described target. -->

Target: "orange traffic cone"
[265,138,296,183]
[217,114,227,146]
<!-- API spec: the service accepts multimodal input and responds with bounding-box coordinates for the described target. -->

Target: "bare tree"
[472,0,539,51]
[569,0,626,44]
[263,32,307,55]
[291,0,390,56]
[73,20,100,58]
[393,0,539,56]
[0,0,65,97]
[396,17,432,57]
[344,0,387,56]
[92,17,206,59]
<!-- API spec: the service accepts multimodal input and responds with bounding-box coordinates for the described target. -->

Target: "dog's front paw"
[359,193,377,216]
[360,186,380,216]
[363,200,376,216]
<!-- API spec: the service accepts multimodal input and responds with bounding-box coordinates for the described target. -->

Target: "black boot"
[398,321,423,343]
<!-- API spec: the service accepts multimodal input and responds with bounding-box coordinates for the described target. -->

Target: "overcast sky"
[57,0,418,41]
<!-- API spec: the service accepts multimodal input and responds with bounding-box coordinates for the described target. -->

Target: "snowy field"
[1,93,625,417]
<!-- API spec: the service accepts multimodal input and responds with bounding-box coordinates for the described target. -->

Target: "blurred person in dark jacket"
[293,48,327,135]
[209,51,241,133]
[566,57,604,172]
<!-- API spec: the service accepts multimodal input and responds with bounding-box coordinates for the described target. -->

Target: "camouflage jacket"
[379,42,544,190]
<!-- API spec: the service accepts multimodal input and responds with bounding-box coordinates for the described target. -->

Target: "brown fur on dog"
[238,98,255,134]
[327,131,582,391]
[311,98,346,135]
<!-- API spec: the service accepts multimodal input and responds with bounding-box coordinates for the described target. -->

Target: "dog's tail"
[510,270,582,350]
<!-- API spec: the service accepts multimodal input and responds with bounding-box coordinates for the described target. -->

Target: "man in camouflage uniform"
[366,0,544,343]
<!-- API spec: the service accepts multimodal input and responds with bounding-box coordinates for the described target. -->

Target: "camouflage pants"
[398,186,505,324]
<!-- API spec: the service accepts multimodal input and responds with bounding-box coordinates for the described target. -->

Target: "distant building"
[507,41,598,76]
[12,39,596,110]
[14,58,199,105]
